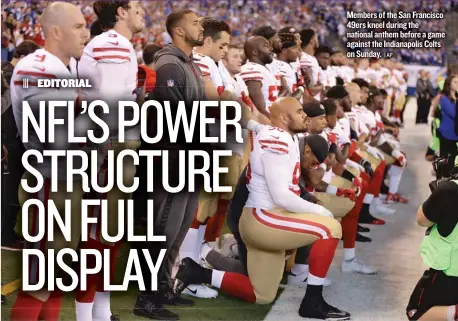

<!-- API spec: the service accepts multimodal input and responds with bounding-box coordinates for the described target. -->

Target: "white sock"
[179,227,199,262]
[211,270,225,288]
[388,165,403,194]
[363,193,374,204]
[200,242,212,260]
[344,248,356,261]
[75,301,94,321]
[447,305,457,321]
[307,273,324,286]
[197,224,207,260]
[291,264,309,276]
[92,291,111,321]
[198,225,206,245]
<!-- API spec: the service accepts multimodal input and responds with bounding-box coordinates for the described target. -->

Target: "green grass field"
[1,245,278,321]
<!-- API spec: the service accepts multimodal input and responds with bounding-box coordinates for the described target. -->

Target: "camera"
[429,154,458,192]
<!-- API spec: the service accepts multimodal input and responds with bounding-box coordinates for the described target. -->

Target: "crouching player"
[174,97,351,320]
[406,178,458,321]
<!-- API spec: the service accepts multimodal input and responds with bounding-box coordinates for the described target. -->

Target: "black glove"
[360,159,374,177]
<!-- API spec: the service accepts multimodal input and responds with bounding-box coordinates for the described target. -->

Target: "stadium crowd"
[1,1,458,321]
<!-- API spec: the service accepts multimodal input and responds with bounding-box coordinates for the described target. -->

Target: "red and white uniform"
[356,68,377,85]
[300,51,320,86]
[353,105,377,136]
[276,59,298,92]
[78,29,139,140]
[345,110,370,137]
[10,49,79,180]
[317,67,336,88]
[219,62,248,156]
[194,52,225,94]
[240,61,279,113]
[329,65,354,84]
[246,126,301,209]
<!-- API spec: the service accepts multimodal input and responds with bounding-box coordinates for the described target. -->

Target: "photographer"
[406,163,458,321]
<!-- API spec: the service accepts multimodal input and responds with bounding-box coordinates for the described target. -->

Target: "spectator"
[1,40,40,251]
[137,43,160,94]
[437,74,458,176]
[416,70,435,124]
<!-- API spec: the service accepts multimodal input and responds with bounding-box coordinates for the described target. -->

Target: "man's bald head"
[270,97,307,134]
[244,35,272,64]
[40,2,89,62]
[41,2,82,37]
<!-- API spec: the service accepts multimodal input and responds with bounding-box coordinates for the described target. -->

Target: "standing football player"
[75,1,144,321]
[10,3,90,321]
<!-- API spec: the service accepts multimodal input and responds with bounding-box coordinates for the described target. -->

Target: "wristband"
[326,185,338,195]
[342,169,356,181]
[319,163,327,171]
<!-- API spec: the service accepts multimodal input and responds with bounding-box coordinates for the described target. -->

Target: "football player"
[276,33,305,100]
[240,36,279,117]
[75,1,145,320]
[252,26,290,97]
[10,3,90,321]
[175,97,351,320]
[315,46,336,89]
[299,29,323,99]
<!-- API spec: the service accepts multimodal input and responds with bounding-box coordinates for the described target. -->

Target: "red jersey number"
[268,85,279,102]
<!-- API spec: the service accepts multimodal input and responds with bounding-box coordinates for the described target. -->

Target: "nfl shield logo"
[167,79,174,87]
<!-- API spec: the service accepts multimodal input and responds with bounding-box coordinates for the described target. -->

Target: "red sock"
[11,291,43,321]
[342,180,367,248]
[359,171,371,184]
[366,161,385,196]
[220,272,256,303]
[308,238,339,278]
[39,291,62,321]
[205,198,230,242]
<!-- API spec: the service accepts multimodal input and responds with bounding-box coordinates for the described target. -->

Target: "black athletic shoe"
[159,285,194,307]
[357,225,370,233]
[356,232,372,243]
[299,293,351,320]
[110,315,120,321]
[174,258,208,294]
[133,293,179,320]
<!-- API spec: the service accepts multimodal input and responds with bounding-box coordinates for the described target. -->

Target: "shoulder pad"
[240,64,263,82]
[257,126,291,155]
[91,32,132,64]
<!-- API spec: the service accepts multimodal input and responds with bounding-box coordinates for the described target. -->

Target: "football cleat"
[356,233,372,242]
[357,225,370,233]
[299,292,351,320]
[174,258,209,295]
[341,257,378,275]
[182,284,218,299]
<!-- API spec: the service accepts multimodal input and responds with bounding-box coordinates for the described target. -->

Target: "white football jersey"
[356,68,377,85]
[194,52,224,94]
[345,110,369,136]
[245,126,301,209]
[11,49,80,180]
[240,61,279,113]
[276,59,297,92]
[353,105,377,135]
[78,29,138,140]
[300,51,320,86]
[218,63,248,157]
[338,116,351,142]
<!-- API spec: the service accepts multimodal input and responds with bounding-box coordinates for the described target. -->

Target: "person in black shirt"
[406,179,458,321]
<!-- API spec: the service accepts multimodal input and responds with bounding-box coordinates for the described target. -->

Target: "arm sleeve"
[153,64,186,102]
[261,152,329,215]
[439,96,455,119]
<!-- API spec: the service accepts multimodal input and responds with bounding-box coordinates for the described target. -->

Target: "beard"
[184,31,204,47]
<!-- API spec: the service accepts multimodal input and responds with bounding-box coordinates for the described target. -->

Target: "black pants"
[438,130,458,177]
[1,108,25,244]
[416,97,431,124]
